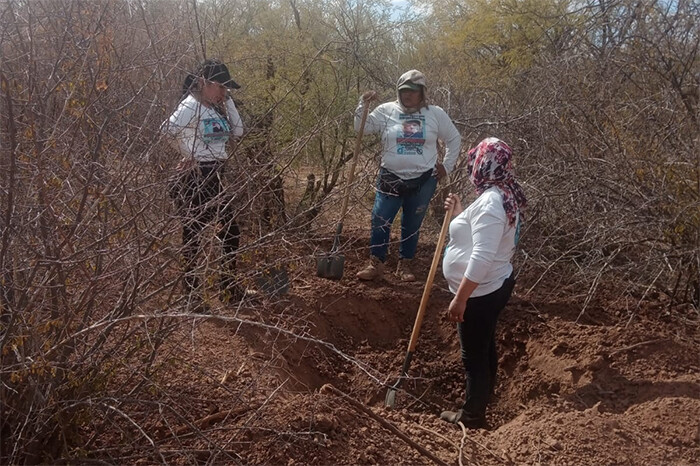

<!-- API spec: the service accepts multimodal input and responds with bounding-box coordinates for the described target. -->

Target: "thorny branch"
[0,0,697,463]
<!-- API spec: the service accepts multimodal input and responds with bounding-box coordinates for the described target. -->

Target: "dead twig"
[458,421,470,466]
[608,339,666,358]
[170,406,252,438]
[320,384,449,466]
[404,382,434,411]
[416,423,509,465]
[414,423,457,448]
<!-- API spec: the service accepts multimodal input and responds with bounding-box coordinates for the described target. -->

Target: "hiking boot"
[439,409,486,429]
[396,258,416,282]
[356,256,384,281]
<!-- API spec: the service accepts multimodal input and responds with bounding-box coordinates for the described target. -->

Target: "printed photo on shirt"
[397,114,425,155]
[202,117,230,144]
[402,119,423,138]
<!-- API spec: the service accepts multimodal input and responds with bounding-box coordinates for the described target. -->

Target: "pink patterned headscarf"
[467,138,527,227]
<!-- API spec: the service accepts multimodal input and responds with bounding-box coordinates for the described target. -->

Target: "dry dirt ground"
[131,220,700,466]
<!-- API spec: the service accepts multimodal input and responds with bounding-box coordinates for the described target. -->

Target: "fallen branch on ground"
[607,339,666,358]
[320,383,449,466]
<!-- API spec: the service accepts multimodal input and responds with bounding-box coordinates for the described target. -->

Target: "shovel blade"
[385,387,398,408]
[316,253,345,280]
[255,266,290,297]
[385,352,412,408]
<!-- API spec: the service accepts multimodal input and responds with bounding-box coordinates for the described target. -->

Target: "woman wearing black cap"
[162,59,247,311]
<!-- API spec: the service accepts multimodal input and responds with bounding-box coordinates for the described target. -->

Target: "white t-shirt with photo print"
[354,100,461,180]
[163,94,244,162]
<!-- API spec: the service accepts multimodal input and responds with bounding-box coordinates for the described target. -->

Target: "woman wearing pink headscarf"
[440,137,527,429]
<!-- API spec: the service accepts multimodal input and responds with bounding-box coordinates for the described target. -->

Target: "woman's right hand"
[361,90,377,103]
[444,193,462,218]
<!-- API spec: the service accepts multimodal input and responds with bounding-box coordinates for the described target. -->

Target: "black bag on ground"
[377,168,433,196]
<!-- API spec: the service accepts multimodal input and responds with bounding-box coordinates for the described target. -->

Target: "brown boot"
[356,256,384,281]
[396,258,416,282]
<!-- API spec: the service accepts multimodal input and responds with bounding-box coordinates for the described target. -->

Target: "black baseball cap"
[197,59,241,89]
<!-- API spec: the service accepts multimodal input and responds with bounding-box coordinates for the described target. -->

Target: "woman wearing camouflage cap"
[355,70,461,283]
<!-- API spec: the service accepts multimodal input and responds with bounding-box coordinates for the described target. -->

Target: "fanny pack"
[377,167,433,197]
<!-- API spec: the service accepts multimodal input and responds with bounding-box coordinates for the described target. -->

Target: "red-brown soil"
[140,222,699,465]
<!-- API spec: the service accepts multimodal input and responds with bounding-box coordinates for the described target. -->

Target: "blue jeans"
[369,175,437,261]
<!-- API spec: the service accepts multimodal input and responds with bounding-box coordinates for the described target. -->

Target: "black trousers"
[457,274,515,421]
[176,162,239,294]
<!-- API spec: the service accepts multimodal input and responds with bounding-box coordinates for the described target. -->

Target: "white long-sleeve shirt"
[162,94,244,162]
[442,187,520,297]
[355,100,461,179]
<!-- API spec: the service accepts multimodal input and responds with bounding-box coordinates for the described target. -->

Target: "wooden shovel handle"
[338,102,370,221]
[407,203,455,352]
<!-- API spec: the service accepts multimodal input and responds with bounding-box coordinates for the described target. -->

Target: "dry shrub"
[0,0,697,463]
[439,0,699,314]
[0,1,195,462]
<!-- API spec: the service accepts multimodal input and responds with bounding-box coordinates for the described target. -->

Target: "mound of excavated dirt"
[145,227,699,465]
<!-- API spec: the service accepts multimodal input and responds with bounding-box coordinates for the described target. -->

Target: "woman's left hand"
[447,297,466,323]
[434,162,447,181]
[444,193,463,218]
